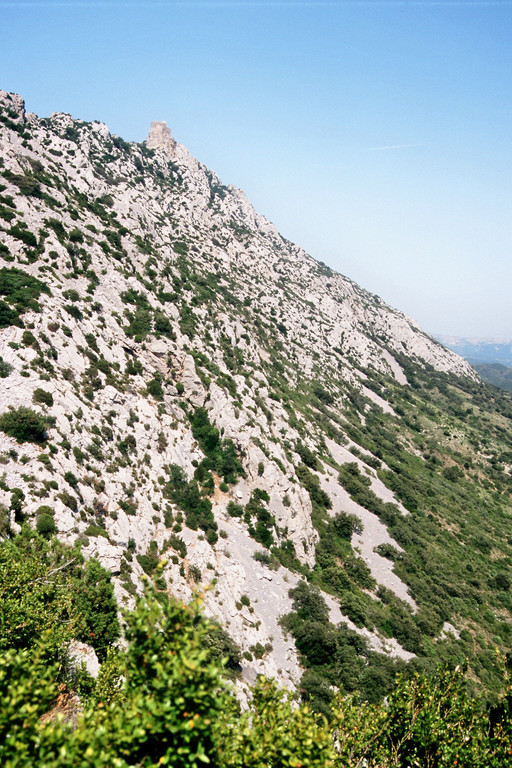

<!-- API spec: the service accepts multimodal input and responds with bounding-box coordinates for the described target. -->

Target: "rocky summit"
[1,89,511,701]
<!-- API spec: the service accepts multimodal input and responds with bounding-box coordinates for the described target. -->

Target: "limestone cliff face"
[0,90,473,687]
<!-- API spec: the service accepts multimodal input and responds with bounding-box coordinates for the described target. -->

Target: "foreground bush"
[0,528,119,661]
[0,574,333,767]
[2,531,512,767]
[331,662,512,767]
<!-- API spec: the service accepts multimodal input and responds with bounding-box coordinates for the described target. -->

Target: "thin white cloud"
[365,143,424,152]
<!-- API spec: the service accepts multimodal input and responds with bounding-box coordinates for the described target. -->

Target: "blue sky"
[2,0,511,337]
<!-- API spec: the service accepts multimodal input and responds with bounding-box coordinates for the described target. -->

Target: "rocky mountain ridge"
[2,89,510,699]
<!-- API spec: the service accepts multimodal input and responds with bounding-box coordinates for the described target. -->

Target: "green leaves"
[0,406,48,443]
[217,678,334,768]
[0,266,49,318]
[0,647,61,768]
[329,663,512,768]
[0,528,119,661]
[3,537,512,767]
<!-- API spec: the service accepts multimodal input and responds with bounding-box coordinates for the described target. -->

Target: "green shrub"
[202,621,241,670]
[84,524,108,539]
[168,534,187,558]
[154,311,175,339]
[296,463,332,510]
[289,580,330,623]
[58,491,77,511]
[146,377,164,399]
[7,225,37,247]
[190,407,245,484]
[64,303,83,321]
[188,564,202,583]
[21,330,37,347]
[32,388,53,407]
[68,227,83,243]
[0,267,49,327]
[64,126,80,142]
[173,241,188,255]
[9,488,25,522]
[3,170,42,197]
[252,549,275,567]
[0,301,19,328]
[227,501,243,518]
[35,513,57,538]
[0,527,119,661]
[0,407,47,444]
[0,356,13,378]
[125,307,152,340]
[4,534,512,767]
[45,217,66,242]
[137,542,159,576]
[0,206,15,222]
[443,465,463,482]
[331,664,509,767]
[295,441,319,469]
[163,463,218,542]
[64,471,79,488]
[35,505,54,516]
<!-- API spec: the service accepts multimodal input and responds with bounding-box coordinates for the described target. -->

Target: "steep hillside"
[472,363,512,393]
[1,89,512,704]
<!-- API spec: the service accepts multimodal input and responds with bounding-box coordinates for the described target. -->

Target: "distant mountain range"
[436,336,512,392]
[436,335,512,367]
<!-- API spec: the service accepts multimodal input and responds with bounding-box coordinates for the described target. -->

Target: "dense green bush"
[0,528,119,661]
[163,463,218,543]
[146,376,164,399]
[32,387,53,407]
[0,267,49,326]
[21,329,37,347]
[2,169,41,197]
[244,490,275,548]
[295,440,320,469]
[296,462,332,510]
[35,512,57,538]
[2,531,512,766]
[331,663,512,767]
[0,300,19,327]
[289,580,330,623]
[0,406,47,443]
[190,407,245,484]
[202,620,241,670]
[137,543,159,576]
[125,307,152,340]
[8,224,37,247]
[227,500,244,518]
[0,355,13,377]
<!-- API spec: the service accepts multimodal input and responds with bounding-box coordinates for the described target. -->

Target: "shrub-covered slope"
[2,530,512,768]
[1,89,512,702]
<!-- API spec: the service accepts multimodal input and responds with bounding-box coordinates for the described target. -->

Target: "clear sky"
[1,0,511,338]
